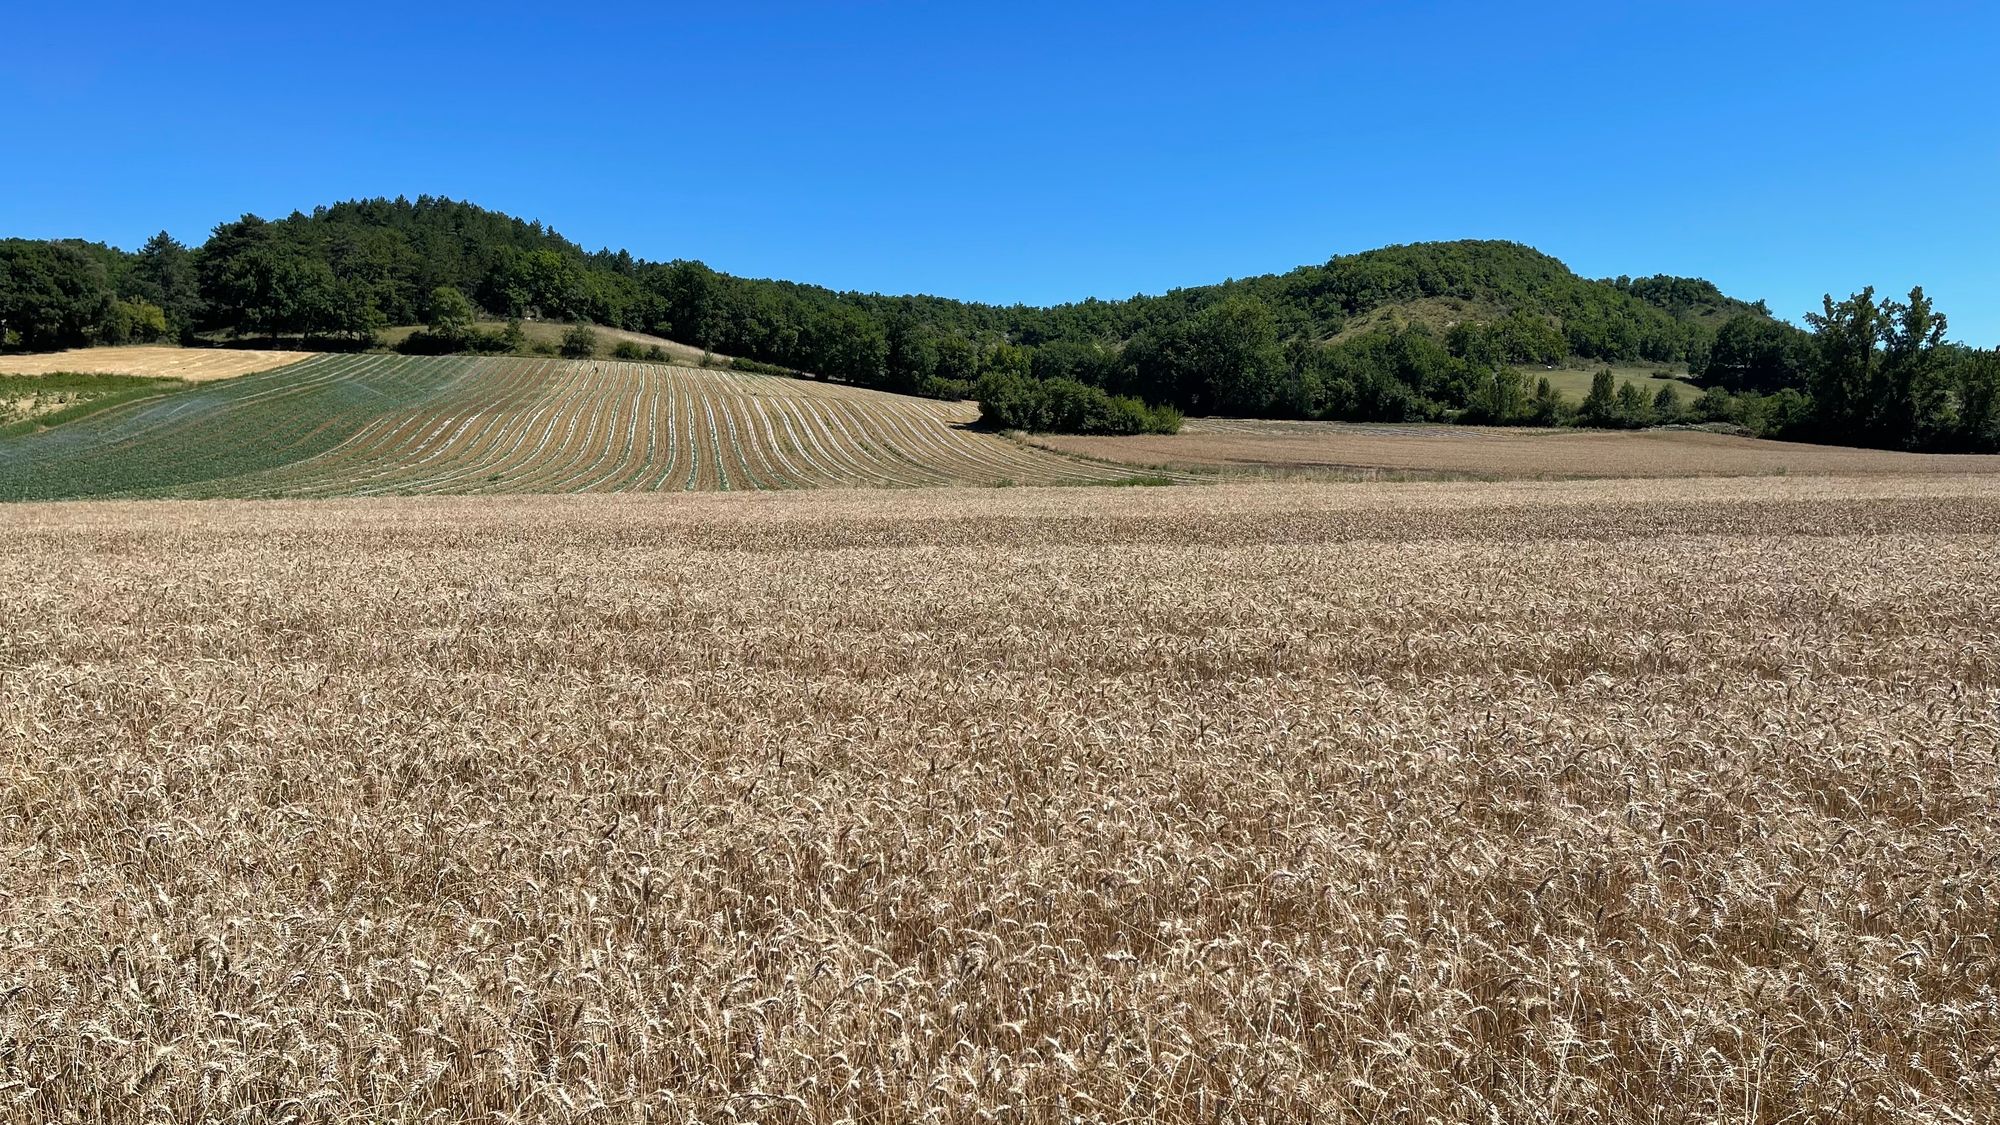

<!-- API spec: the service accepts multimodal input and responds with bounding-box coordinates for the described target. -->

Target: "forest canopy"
[2,196,1994,451]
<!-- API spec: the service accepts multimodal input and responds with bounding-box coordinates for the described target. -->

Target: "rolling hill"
[12,197,1994,454]
[4,198,1782,417]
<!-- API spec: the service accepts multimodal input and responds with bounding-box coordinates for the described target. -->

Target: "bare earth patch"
[0,346,313,381]
[1033,417,2000,479]
[0,392,103,426]
[3,476,1998,1121]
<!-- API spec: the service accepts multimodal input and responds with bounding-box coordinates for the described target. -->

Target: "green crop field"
[0,354,1155,500]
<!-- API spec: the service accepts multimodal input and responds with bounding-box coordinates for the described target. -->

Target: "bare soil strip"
[1034,418,2000,479]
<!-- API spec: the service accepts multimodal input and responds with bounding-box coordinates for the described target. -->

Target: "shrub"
[729,357,800,378]
[560,324,599,359]
[103,300,171,345]
[1614,381,1653,426]
[975,374,1181,435]
[398,326,513,356]
[396,329,455,356]
[924,376,975,401]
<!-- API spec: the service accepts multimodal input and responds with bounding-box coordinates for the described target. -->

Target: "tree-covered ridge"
[2,196,1996,452]
[1,197,1750,364]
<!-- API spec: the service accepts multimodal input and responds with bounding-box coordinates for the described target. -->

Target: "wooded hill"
[3,196,1995,451]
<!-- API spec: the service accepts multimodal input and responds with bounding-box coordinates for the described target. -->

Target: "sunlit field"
[4,476,1997,1122]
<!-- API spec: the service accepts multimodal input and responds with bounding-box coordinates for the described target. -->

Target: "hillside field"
[2,476,1997,1122]
[0,353,1154,500]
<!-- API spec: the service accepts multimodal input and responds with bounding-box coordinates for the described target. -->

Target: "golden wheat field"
[0,347,315,382]
[4,476,1999,1123]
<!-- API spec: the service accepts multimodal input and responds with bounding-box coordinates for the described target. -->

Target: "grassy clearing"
[1326,295,1505,342]
[1512,361,1701,402]
[3,476,1996,1121]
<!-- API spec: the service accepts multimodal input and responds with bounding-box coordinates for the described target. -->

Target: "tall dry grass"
[0,347,312,382]
[2,476,1997,1122]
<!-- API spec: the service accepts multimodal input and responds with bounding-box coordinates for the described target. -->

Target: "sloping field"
[0,354,1146,499]
[0,346,314,381]
[3,477,1998,1121]
[1037,417,2000,479]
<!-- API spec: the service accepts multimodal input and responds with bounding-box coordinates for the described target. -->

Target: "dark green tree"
[1614,381,1652,427]
[883,314,938,394]
[497,249,586,321]
[1127,296,1286,414]
[932,332,979,388]
[1462,366,1528,424]
[426,285,477,345]
[0,240,115,350]
[1651,384,1684,424]
[1702,314,1810,392]
[1879,287,1949,447]
[1804,288,1883,441]
[1950,349,2000,451]
[1526,377,1568,425]
[656,261,724,352]
[127,232,201,341]
[1577,369,1620,428]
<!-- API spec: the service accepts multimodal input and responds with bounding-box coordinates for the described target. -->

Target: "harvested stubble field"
[4,476,2000,1123]
[0,347,313,382]
[1035,418,2000,480]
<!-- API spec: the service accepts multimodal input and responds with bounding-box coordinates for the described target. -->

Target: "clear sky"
[5,1,1996,343]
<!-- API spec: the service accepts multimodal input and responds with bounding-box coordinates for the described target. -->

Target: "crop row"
[0,354,480,501]
[184,358,1152,497]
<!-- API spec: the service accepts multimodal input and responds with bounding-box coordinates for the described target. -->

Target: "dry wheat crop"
[0,347,313,382]
[3,476,1999,1123]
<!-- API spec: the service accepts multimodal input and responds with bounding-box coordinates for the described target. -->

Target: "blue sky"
[5,1,1996,343]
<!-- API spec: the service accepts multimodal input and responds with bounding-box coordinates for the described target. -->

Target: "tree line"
[1,196,1993,450]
